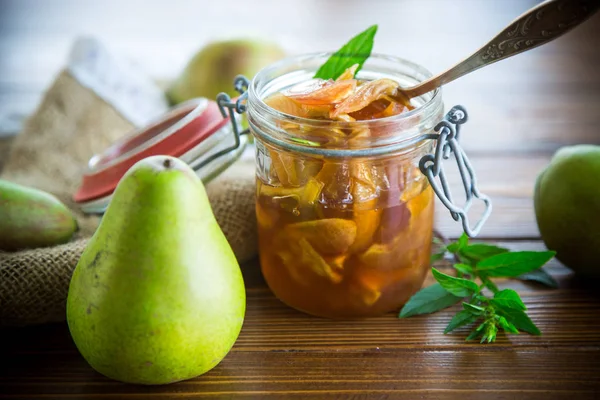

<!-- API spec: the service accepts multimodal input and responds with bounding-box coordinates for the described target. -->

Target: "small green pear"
[167,38,285,105]
[534,145,600,278]
[0,179,77,251]
[66,156,246,385]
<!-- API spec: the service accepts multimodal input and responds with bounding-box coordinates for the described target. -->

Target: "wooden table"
[1,1,600,398]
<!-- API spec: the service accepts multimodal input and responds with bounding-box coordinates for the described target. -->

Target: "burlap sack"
[1,70,136,200]
[1,69,135,237]
[0,161,257,327]
[0,67,258,326]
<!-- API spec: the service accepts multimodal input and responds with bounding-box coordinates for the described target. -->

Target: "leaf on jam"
[313,24,377,80]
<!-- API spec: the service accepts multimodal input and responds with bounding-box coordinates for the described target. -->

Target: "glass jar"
[247,54,445,318]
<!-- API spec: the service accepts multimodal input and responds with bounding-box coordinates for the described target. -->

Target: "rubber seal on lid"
[73,98,229,204]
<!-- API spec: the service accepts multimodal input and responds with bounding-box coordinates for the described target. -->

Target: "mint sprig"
[518,268,558,288]
[314,25,378,80]
[399,233,556,343]
[398,283,461,318]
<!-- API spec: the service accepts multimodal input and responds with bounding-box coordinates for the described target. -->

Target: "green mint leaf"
[517,268,559,289]
[447,233,469,253]
[314,25,378,80]
[399,283,462,318]
[491,289,526,311]
[462,302,485,314]
[444,310,479,334]
[466,322,487,341]
[494,305,541,336]
[476,251,556,278]
[459,243,509,263]
[481,276,499,294]
[432,268,479,297]
[453,263,473,275]
[496,315,519,334]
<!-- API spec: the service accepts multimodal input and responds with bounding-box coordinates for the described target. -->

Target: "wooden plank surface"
[2,242,599,399]
[1,0,600,399]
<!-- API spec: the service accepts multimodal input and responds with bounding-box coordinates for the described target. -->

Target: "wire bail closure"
[219,76,492,238]
[203,75,251,171]
[419,106,492,237]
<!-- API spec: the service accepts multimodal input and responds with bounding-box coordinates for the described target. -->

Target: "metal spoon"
[393,0,600,100]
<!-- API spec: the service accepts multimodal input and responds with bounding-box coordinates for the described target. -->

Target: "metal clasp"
[419,105,492,237]
[195,75,251,170]
[221,75,491,237]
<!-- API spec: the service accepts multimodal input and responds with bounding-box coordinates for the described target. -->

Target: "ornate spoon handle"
[402,0,600,99]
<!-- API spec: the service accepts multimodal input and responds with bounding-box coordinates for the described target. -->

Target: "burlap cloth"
[0,69,257,327]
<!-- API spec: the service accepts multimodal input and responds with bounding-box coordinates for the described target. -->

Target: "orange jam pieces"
[256,65,433,318]
[265,64,414,124]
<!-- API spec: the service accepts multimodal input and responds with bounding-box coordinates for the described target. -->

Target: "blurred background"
[0,0,599,237]
[3,0,597,141]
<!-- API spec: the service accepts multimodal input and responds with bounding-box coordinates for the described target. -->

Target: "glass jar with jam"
[243,54,443,318]
[235,53,488,318]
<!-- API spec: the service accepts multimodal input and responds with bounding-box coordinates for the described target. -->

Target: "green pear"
[534,145,600,278]
[66,156,246,385]
[0,179,77,251]
[167,38,285,105]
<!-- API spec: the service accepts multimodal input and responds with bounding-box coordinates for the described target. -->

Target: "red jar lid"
[73,98,230,206]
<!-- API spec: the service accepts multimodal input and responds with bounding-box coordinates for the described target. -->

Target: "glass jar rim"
[247,53,443,156]
[249,52,441,125]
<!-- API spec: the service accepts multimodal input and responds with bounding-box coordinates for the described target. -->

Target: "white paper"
[67,37,170,127]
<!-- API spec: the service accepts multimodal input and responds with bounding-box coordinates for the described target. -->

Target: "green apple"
[534,145,600,277]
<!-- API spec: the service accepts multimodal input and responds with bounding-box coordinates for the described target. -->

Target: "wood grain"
[1,242,599,399]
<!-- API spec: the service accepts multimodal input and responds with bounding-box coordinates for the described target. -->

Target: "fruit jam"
[253,63,437,318]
